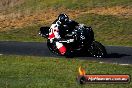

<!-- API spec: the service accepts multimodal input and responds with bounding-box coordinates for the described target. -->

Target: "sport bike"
[39,24,107,58]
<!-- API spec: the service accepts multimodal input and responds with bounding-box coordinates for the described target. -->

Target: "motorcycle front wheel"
[47,39,74,58]
[47,39,61,55]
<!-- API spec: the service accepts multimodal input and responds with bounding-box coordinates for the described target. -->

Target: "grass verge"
[0,55,132,88]
[75,13,132,46]
[11,0,132,12]
[0,24,45,42]
[0,13,131,46]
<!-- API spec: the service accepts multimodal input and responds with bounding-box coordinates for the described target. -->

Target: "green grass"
[0,24,45,42]
[0,0,131,46]
[13,0,132,11]
[75,13,132,46]
[52,0,132,9]
[0,13,131,46]
[0,1,132,88]
[3,0,131,14]
[0,55,132,88]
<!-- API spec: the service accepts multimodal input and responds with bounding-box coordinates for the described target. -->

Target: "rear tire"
[89,41,107,58]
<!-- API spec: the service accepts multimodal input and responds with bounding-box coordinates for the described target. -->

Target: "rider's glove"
[50,39,54,43]
[79,24,84,28]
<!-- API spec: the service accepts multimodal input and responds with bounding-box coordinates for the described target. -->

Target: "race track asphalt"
[0,41,132,64]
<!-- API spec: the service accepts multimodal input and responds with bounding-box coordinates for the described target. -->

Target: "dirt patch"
[0,6,131,32]
[0,8,80,31]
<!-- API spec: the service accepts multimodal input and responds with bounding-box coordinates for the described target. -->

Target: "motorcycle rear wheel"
[89,41,107,58]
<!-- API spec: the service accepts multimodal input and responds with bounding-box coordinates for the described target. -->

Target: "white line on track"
[0,54,3,56]
[99,62,104,64]
[99,62,130,65]
[119,64,130,66]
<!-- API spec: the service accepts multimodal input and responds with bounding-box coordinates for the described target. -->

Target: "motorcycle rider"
[48,13,79,55]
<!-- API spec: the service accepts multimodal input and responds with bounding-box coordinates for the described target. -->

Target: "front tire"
[47,39,61,55]
[89,41,107,58]
[47,39,74,58]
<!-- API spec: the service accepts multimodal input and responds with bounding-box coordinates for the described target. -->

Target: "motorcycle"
[39,24,107,58]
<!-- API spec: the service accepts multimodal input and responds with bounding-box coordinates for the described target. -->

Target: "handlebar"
[58,39,74,43]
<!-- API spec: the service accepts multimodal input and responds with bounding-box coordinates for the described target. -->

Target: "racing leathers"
[48,19,79,55]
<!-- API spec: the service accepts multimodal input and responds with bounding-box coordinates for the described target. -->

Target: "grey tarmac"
[0,41,132,64]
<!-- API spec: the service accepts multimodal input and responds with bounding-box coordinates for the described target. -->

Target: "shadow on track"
[106,53,131,58]
[72,51,131,59]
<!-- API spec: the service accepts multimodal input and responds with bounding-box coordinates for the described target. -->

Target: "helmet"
[58,13,69,24]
